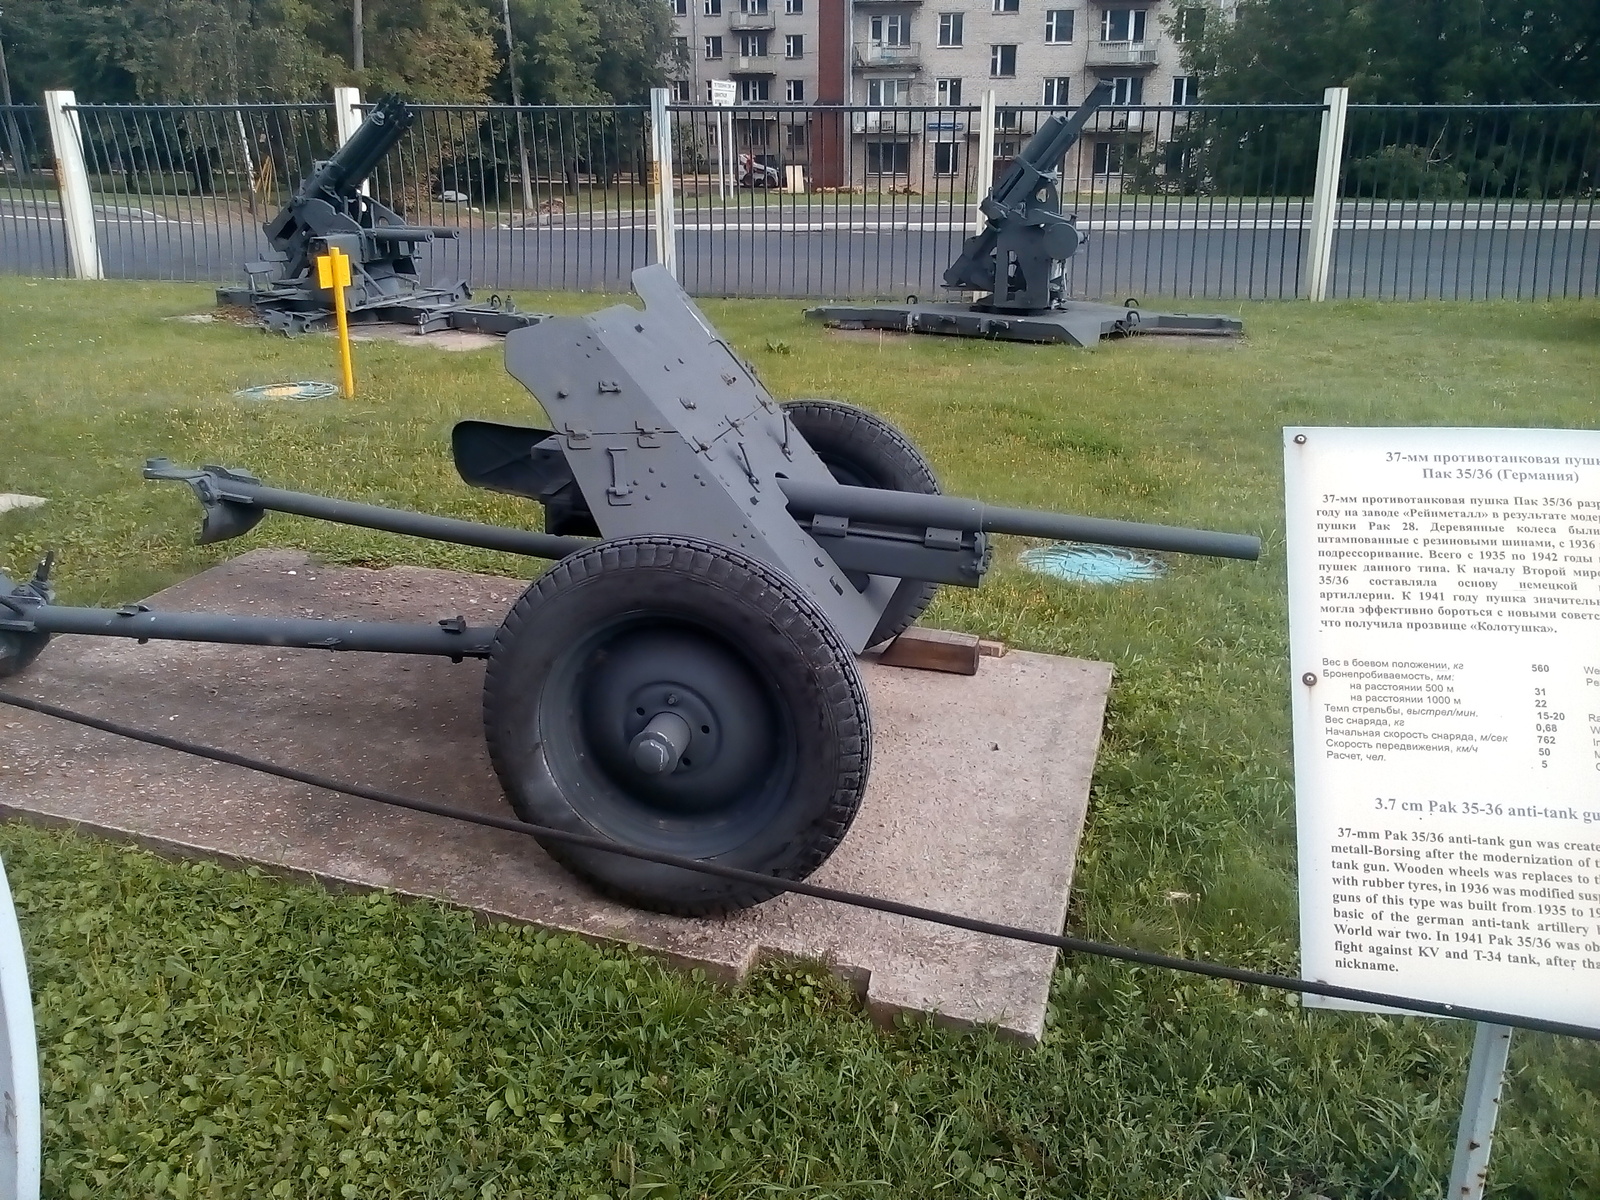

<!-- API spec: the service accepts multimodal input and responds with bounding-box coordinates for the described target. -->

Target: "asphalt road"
[3,197,1596,301]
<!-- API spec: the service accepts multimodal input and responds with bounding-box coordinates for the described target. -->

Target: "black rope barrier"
[3,690,1596,1043]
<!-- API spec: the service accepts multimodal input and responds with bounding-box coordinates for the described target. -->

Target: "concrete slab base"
[0,549,1111,1043]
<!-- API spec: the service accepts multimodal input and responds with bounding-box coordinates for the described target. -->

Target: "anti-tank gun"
[806,85,1243,345]
[217,95,547,336]
[5,268,1258,916]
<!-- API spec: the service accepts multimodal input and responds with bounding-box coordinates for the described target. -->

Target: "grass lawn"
[1,279,1598,1200]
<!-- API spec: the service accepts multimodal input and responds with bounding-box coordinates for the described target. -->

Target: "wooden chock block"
[876,627,981,676]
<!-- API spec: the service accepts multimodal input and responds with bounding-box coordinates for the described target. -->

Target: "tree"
[1184,0,1600,104]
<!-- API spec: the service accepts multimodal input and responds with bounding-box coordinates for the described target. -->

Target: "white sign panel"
[1286,427,1600,1029]
[709,79,737,107]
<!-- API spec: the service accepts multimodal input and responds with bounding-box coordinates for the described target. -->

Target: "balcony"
[853,41,922,67]
[1086,40,1158,67]
[1083,109,1148,133]
[851,109,925,134]
[731,54,776,72]
[729,11,776,30]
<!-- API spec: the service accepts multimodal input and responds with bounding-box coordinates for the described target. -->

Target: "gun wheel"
[783,399,943,645]
[483,535,871,916]
[0,572,48,680]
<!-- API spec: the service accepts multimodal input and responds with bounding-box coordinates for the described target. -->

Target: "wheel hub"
[576,626,779,815]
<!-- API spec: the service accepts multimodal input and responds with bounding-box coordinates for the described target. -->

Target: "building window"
[867,140,911,174]
[870,14,911,46]
[785,78,805,101]
[673,35,688,58]
[1100,7,1145,42]
[937,12,963,46]
[1092,140,1126,175]
[996,106,1021,129]
[1042,77,1069,106]
[786,0,804,11]
[787,124,807,148]
[1044,9,1073,43]
[671,80,691,102]
[992,0,1019,12]
[990,44,1017,77]
[704,36,723,59]
[739,32,769,56]
[739,77,771,102]
[704,0,721,13]
[1173,5,1205,42]
[936,77,962,105]
[934,143,960,175]
[785,33,804,57]
[740,0,768,12]
[1171,75,1199,105]
[867,77,912,106]
[1103,74,1142,104]
[673,0,687,14]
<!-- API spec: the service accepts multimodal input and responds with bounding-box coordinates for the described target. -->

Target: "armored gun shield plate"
[483,535,870,915]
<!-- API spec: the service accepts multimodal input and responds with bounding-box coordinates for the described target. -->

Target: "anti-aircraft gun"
[217,95,547,336]
[807,83,1242,346]
[4,267,1259,916]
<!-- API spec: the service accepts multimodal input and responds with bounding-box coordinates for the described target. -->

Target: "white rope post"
[42,89,101,280]
[648,87,679,279]
[1304,85,1348,301]
[973,90,997,238]
[332,87,368,197]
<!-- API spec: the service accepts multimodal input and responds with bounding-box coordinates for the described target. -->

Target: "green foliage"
[0,0,676,104]
[1187,0,1600,104]
[2,282,1600,1196]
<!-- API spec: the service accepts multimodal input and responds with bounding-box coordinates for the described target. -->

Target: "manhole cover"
[233,381,339,402]
[1019,543,1167,584]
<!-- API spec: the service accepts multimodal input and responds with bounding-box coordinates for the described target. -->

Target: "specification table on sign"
[1286,427,1600,1028]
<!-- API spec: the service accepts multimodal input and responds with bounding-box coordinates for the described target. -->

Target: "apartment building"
[668,0,1221,189]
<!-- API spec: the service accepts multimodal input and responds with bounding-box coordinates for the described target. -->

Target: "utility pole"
[0,6,25,176]
[352,0,365,72]
[499,0,536,214]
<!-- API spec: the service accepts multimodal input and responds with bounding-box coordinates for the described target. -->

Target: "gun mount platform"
[806,298,1242,347]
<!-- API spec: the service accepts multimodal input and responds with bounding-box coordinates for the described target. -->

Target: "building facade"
[668,0,1224,190]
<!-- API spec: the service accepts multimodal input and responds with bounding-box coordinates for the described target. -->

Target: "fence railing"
[0,105,69,278]
[3,91,1597,303]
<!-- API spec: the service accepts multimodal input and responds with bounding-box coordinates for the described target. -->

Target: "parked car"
[737,153,780,189]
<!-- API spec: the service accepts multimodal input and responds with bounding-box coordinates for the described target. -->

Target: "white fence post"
[648,87,679,280]
[973,90,997,238]
[332,87,368,196]
[1304,85,1349,301]
[42,89,101,280]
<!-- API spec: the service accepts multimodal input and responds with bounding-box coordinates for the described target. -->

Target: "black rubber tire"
[782,399,942,645]
[483,535,871,916]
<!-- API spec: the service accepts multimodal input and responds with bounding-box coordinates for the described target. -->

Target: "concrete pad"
[0,549,1111,1043]
[0,496,47,515]
[344,323,500,352]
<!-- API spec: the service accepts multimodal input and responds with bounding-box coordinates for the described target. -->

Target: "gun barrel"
[778,479,1261,561]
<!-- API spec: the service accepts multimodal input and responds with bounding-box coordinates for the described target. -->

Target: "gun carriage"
[3,268,1258,914]
[807,83,1243,346]
[217,95,547,336]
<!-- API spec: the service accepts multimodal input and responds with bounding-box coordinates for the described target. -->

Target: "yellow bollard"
[315,247,356,398]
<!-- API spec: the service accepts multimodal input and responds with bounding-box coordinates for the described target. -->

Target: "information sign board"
[710,79,737,107]
[1286,427,1600,1028]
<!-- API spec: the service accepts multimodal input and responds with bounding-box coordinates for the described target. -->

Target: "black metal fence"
[2,97,1597,302]
[0,105,69,278]
[1332,104,1600,300]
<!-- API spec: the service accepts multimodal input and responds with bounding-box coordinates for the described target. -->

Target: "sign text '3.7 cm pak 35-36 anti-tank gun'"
[3,268,1259,915]
[806,81,1243,346]
[217,95,549,336]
